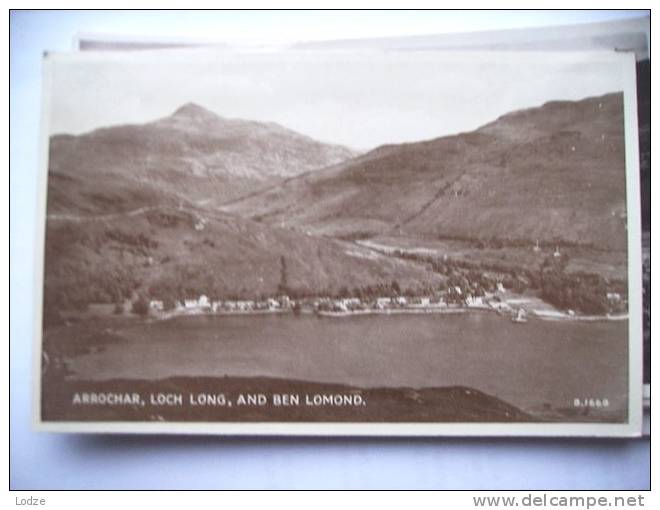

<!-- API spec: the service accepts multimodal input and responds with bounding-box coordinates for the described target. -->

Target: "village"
[142,283,543,323]
[135,238,627,322]
[134,265,628,322]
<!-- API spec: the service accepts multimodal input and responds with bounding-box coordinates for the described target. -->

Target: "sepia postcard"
[34,49,643,436]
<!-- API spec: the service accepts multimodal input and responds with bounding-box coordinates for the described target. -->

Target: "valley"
[44,93,629,323]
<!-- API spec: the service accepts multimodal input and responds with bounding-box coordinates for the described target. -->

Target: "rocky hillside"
[47,103,358,214]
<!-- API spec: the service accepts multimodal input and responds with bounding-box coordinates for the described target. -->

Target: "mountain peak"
[172,102,220,120]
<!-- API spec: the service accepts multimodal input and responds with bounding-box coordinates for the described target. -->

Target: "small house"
[465,295,483,307]
[235,300,255,311]
[334,301,349,312]
[376,297,391,308]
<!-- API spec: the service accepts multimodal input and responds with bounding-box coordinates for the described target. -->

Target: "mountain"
[46,104,358,215]
[43,93,629,318]
[223,93,627,251]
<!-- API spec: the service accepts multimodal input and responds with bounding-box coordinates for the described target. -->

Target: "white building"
[409,297,432,308]
[376,297,391,307]
[235,300,255,311]
[465,295,484,307]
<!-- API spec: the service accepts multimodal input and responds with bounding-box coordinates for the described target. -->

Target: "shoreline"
[151,305,627,323]
[315,307,469,317]
[157,308,290,322]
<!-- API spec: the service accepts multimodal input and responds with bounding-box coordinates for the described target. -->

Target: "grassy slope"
[225,93,627,251]
[44,207,444,309]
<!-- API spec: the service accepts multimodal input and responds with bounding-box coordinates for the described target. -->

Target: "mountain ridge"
[223,92,627,251]
[43,92,629,319]
[47,104,360,215]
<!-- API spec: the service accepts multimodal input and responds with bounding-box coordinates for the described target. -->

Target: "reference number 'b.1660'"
[574,398,610,408]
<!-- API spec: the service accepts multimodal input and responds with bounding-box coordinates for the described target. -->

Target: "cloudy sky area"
[47,50,628,150]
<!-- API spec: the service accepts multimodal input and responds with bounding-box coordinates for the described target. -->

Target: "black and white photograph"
[35,49,642,435]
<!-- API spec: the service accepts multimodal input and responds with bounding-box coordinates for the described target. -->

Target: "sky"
[47,49,630,150]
